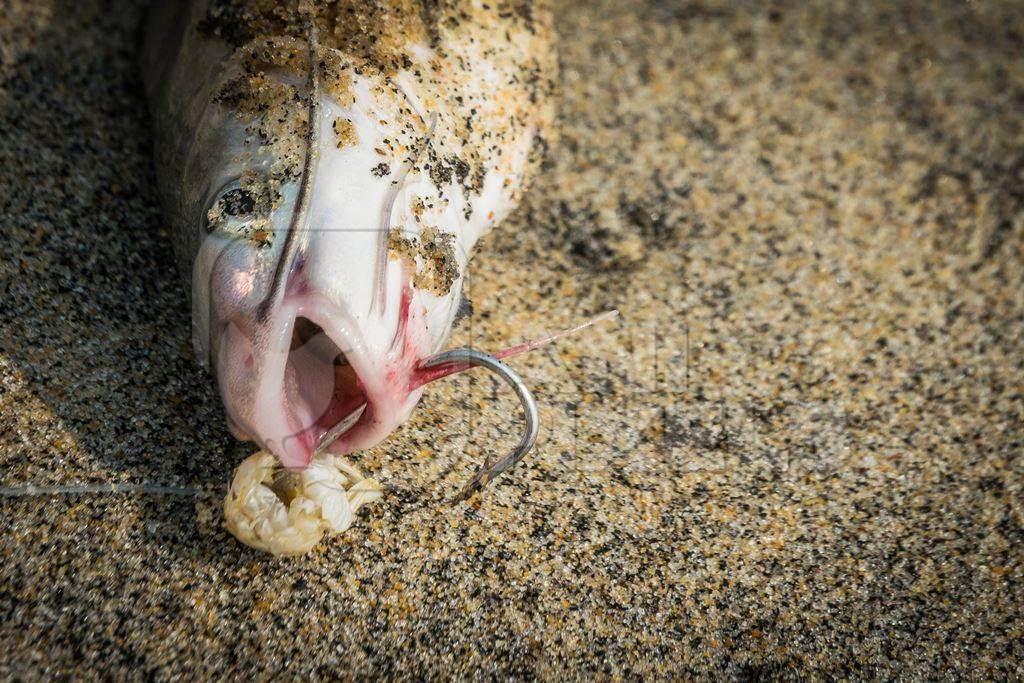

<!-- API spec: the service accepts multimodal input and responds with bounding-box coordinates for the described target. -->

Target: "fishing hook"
[420,348,539,502]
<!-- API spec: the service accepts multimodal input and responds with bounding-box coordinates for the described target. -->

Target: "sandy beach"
[1,0,1022,677]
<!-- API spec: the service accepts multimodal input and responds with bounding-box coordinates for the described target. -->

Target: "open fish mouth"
[216,281,427,471]
[279,316,371,463]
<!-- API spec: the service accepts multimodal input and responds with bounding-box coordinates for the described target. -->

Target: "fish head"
[190,49,482,469]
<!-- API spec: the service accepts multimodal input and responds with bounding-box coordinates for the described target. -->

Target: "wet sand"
[1,0,1022,677]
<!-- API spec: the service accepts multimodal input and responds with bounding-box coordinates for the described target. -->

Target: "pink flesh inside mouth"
[283,316,369,462]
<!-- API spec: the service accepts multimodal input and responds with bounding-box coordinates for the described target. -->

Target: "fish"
[142,0,559,477]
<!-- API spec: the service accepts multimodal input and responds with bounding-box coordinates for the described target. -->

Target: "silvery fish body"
[143,0,556,468]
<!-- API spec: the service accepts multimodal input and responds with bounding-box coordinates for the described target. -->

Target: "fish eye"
[220,188,256,217]
[203,179,275,248]
[205,180,258,235]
